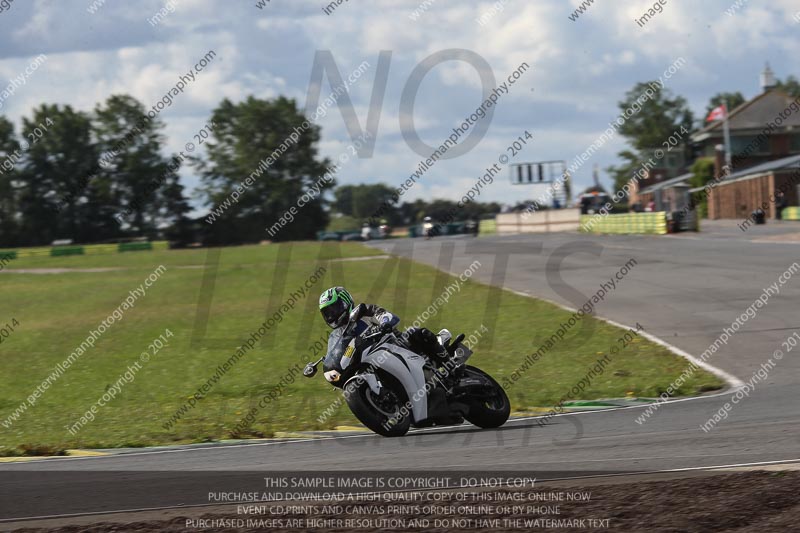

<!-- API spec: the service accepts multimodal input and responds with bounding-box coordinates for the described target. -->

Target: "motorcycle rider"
[318,286,449,364]
[422,216,436,239]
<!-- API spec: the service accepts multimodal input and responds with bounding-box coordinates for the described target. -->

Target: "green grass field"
[0,242,723,455]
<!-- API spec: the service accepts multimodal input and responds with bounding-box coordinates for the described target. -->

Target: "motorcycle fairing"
[361,342,429,423]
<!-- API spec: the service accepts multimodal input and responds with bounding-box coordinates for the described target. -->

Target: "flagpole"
[722,99,733,171]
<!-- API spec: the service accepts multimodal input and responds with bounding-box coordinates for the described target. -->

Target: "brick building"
[693,93,800,175]
[689,65,800,220]
[626,66,800,222]
[704,155,800,220]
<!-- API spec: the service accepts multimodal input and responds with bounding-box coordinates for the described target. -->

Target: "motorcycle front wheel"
[344,373,412,437]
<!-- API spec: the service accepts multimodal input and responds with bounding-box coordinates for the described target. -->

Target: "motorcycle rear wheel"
[462,365,510,429]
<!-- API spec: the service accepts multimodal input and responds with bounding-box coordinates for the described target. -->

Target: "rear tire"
[462,366,510,429]
[344,373,411,437]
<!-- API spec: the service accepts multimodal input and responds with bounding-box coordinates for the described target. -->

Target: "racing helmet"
[319,287,354,328]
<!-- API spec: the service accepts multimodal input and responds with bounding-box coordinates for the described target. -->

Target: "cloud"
[0,0,797,212]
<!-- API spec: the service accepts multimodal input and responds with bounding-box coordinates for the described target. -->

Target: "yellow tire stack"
[782,207,800,221]
[579,212,668,235]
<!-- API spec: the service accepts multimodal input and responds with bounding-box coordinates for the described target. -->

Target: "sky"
[0,0,798,215]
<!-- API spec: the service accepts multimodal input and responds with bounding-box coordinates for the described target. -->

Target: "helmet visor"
[321,299,349,328]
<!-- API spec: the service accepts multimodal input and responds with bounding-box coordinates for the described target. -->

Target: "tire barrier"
[580,212,668,235]
[782,207,800,221]
[50,246,85,257]
[479,218,496,235]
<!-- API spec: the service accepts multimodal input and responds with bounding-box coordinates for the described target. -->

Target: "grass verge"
[0,242,723,455]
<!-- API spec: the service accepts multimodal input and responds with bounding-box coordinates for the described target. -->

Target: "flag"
[706,104,727,122]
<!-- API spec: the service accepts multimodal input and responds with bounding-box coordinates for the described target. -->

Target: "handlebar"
[304,323,392,380]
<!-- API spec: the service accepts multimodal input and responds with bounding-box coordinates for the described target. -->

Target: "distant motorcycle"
[422,217,435,239]
[360,224,391,240]
[303,305,510,437]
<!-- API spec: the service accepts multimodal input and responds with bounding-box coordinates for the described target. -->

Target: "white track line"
[364,241,742,388]
[502,286,744,389]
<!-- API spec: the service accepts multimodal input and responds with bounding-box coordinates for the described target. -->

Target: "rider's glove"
[379,317,393,332]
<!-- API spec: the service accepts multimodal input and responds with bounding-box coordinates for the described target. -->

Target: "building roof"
[724,153,800,181]
[692,89,800,142]
[690,153,800,192]
[639,172,692,195]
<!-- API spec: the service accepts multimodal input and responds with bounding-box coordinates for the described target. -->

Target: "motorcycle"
[378,224,392,239]
[422,217,435,239]
[303,305,510,437]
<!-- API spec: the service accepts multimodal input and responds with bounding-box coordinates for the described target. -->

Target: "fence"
[496,209,581,234]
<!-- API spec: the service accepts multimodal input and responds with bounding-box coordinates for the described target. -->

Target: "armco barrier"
[0,241,168,259]
[782,207,800,221]
[580,212,668,235]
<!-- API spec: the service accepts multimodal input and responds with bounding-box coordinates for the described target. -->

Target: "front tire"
[462,366,510,429]
[344,373,411,437]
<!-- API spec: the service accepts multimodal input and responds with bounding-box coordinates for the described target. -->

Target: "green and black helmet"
[319,287,354,328]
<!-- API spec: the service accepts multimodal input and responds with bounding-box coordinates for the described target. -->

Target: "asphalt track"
[2,226,800,525]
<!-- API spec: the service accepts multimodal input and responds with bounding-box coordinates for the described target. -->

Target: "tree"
[326,215,360,232]
[688,157,715,189]
[688,157,715,218]
[421,199,460,221]
[706,92,745,117]
[399,198,429,225]
[390,197,501,225]
[159,166,192,237]
[17,104,97,245]
[334,183,398,222]
[457,200,502,220]
[196,96,332,243]
[616,82,694,152]
[94,95,183,238]
[333,185,355,217]
[607,82,694,194]
[775,76,800,98]
[607,150,643,194]
[0,116,22,246]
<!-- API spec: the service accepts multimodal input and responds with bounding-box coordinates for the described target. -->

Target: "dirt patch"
[10,471,800,532]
